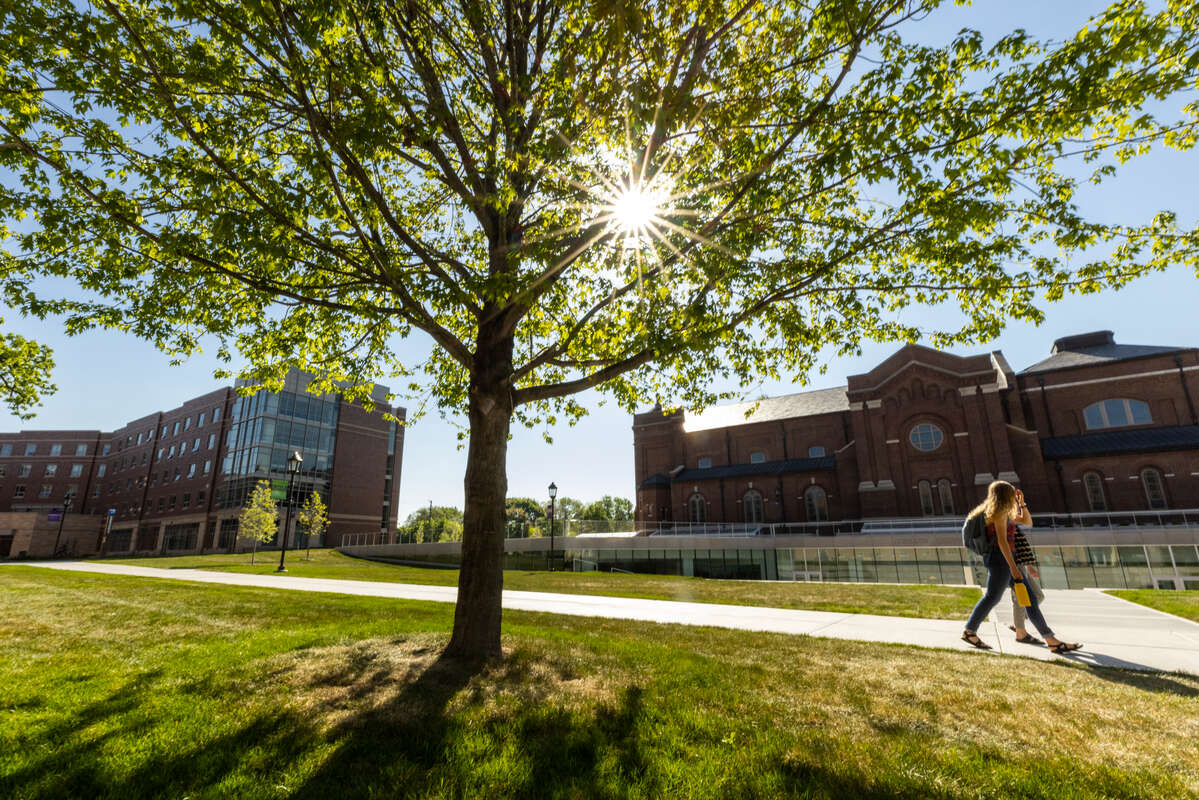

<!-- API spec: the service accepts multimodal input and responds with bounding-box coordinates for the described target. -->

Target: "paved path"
[14,561,1199,676]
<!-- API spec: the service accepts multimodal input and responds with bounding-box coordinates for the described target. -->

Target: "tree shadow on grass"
[291,649,650,800]
[0,668,321,800]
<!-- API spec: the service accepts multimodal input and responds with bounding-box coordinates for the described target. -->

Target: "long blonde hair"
[968,480,1018,525]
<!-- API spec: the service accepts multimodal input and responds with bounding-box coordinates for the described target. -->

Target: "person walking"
[1008,521,1047,645]
[961,482,1082,654]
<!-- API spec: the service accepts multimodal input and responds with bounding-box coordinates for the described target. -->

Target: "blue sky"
[2,2,1195,522]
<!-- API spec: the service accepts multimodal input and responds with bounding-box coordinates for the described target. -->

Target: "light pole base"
[275,566,287,573]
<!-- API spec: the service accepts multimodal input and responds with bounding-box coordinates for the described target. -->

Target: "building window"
[1083,472,1107,512]
[208,433,217,449]
[688,493,707,523]
[697,457,712,469]
[199,412,206,427]
[168,445,175,458]
[1141,468,1168,510]
[743,490,764,523]
[804,486,829,521]
[169,495,177,510]
[0,465,5,477]
[182,492,191,509]
[136,433,143,445]
[174,468,181,482]
[24,444,36,456]
[0,444,11,457]
[187,463,196,478]
[70,464,84,478]
[203,460,211,475]
[157,497,165,512]
[807,446,825,458]
[909,423,944,452]
[185,416,192,431]
[179,441,187,455]
[937,479,955,516]
[76,444,88,456]
[39,484,52,498]
[13,485,25,498]
[49,444,62,456]
[162,425,169,437]
[213,407,221,422]
[749,452,766,464]
[44,464,58,477]
[18,464,31,478]
[917,480,935,516]
[197,490,206,505]
[157,448,164,461]
[1083,399,1151,430]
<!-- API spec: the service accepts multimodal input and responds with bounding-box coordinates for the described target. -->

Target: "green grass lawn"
[1108,589,1199,622]
[1,566,1196,799]
[101,549,982,620]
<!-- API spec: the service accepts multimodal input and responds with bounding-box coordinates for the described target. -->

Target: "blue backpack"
[961,513,991,556]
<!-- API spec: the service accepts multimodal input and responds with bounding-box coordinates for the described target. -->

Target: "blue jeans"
[965,553,1056,637]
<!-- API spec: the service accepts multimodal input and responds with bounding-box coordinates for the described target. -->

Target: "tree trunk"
[445,325,514,661]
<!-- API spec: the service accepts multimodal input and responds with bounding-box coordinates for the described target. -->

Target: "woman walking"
[960,481,1081,654]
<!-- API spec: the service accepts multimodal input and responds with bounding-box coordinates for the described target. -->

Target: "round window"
[909,423,944,452]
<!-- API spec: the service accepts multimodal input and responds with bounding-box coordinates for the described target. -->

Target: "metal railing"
[340,531,390,547]
[633,509,1199,538]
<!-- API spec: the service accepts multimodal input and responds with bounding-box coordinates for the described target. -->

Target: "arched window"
[909,423,944,452]
[804,485,829,521]
[743,490,764,523]
[1083,472,1107,512]
[688,493,707,523]
[749,451,766,464]
[917,480,935,516]
[807,445,825,458]
[937,479,955,516]
[1083,399,1151,430]
[1141,468,1168,510]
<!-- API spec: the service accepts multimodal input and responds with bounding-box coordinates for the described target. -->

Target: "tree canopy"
[2,0,1197,657]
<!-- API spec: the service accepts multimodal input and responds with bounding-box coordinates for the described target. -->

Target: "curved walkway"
[14,561,1199,675]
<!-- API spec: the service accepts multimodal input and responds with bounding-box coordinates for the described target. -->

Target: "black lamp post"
[276,450,303,573]
[51,490,75,558]
[547,481,557,571]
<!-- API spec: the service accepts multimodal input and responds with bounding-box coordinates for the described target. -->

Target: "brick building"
[633,331,1199,525]
[0,369,404,558]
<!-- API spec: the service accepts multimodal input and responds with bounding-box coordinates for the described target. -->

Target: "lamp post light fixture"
[547,481,557,572]
[51,490,75,558]
[276,450,303,573]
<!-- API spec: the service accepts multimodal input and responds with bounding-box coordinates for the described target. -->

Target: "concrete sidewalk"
[14,561,1199,676]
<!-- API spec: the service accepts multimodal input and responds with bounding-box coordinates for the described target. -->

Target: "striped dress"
[1012,527,1037,565]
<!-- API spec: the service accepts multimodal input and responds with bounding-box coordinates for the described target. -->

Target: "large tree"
[2,0,1197,658]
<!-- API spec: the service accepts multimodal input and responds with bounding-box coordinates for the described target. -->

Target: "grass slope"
[1108,589,1199,623]
[103,549,982,620]
[2,566,1197,799]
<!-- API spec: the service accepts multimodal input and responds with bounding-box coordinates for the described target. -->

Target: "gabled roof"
[682,387,849,432]
[1021,331,1188,375]
[1041,425,1199,460]
[674,455,836,482]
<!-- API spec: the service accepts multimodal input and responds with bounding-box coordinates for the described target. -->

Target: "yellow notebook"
[1013,580,1032,607]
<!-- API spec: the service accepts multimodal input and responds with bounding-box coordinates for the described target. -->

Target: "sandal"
[1009,625,1043,646]
[1049,642,1082,654]
[961,631,992,650]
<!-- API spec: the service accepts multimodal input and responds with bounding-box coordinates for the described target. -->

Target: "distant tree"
[505,498,546,525]
[580,496,635,521]
[398,505,463,543]
[238,480,278,566]
[296,491,329,560]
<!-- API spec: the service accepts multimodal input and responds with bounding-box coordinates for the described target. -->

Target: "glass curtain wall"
[217,388,339,515]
